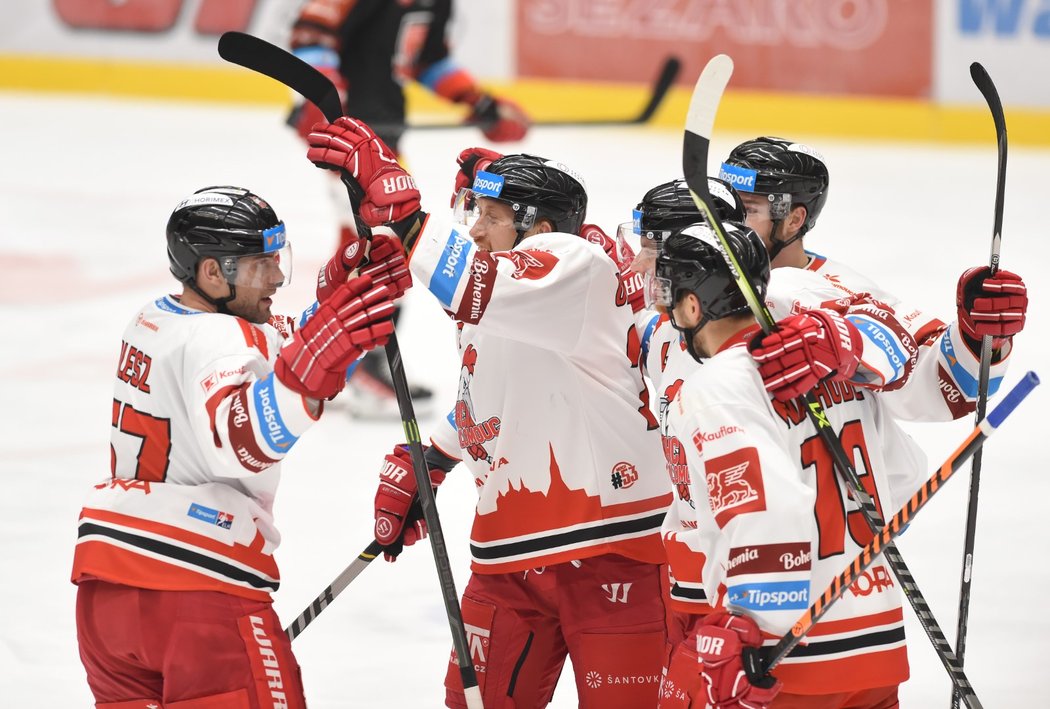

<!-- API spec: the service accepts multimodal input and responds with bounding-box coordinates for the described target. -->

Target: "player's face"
[225,253,283,323]
[740,193,776,249]
[470,198,518,252]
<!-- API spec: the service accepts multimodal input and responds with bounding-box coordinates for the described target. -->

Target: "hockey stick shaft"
[364,56,680,132]
[682,56,977,700]
[218,31,484,708]
[952,61,1008,709]
[763,371,1038,689]
[285,541,383,640]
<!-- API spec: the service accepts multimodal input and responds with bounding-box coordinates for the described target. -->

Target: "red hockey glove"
[697,612,782,709]
[957,266,1027,350]
[316,233,410,303]
[306,117,421,228]
[579,223,645,313]
[316,229,367,303]
[275,276,395,400]
[359,234,413,300]
[750,309,862,402]
[289,66,348,141]
[374,445,450,561]
[467,93,529,142]
[451,146,503,206]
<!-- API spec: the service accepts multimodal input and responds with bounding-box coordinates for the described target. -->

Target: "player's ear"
[196,257,229,296]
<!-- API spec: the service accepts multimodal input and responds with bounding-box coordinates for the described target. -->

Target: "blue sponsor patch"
[187,503,234,529]
[718,162,758,193]
[299,301,319,328]
[155,296,201,315]
[253,372,298,453]
[726,580,810,611]
[632,208,644,235]
[941,325,1002,397]
[472,170,505,197]
[263,223,286,252]
[848,315,908,381]
[427,229,473,308]
[447,408,458,431]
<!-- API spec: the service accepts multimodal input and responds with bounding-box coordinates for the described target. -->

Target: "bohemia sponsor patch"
[725,542,811,577]
[703,447,765,527]
[454,252,497,324]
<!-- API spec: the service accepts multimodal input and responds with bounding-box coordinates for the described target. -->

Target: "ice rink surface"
[1,91,1047,707]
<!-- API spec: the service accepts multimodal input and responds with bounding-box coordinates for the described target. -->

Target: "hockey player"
[628,183,914,707]
[304,116,673,707]
[655,222,1027,708]
[719,136,1027,419]
[71,186,400,708]
[289,0,529,419]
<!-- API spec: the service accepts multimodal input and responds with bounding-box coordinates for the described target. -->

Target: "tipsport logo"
[727,580,809,611]
[718,162,758,193]
[472,171,505,197]
[263,223,286,252]
[187,503,235,529]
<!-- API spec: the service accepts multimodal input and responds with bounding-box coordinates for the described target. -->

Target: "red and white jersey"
[667,330,930,695]
[804,250,1013,421]
[641,265,923,616]
[409,220,671,574]
[71,296,320,602]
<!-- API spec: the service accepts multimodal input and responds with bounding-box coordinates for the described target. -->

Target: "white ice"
[1,91,1047,707]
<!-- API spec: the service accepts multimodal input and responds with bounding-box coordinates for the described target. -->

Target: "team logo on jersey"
[494,249,559,280]
[704,447,765,526]
[455,345,502,467]
[187,503,235,529]
[610,462,639,490]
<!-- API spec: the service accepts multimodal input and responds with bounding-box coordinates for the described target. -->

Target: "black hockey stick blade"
[528,55,682,127]
[365,55,682,132]
[218,31,343,121]
[969,61,1007,271]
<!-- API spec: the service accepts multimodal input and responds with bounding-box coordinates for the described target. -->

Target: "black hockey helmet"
[166,186,290,287]
[633,177,745,241]
[654,220,769,329]
[472,153,588,237]
[719,137,829,235]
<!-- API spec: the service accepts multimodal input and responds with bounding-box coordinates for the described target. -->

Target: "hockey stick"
[758,371,1038,693]
[218,31,484,708]
[363,56,681,132]
[683,55,981,704]
[951,61,1008,709]
[286,541,382,640]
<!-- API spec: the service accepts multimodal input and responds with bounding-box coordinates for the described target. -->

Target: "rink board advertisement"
[3,0,1050,140]
[515,0,933,98]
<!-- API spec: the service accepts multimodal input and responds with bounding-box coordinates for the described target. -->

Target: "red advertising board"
[516,0,932,98]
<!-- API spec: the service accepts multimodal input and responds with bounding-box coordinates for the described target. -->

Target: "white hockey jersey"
[668,334,929,694]
[408,220,671,574]
[804,250,1012,420]
[643,266,927,616]
[71,296,319,601]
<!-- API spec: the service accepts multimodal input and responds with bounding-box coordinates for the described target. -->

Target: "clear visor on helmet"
[218,223,292,289]
[648,254,681,313]
[453,188,538,232]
